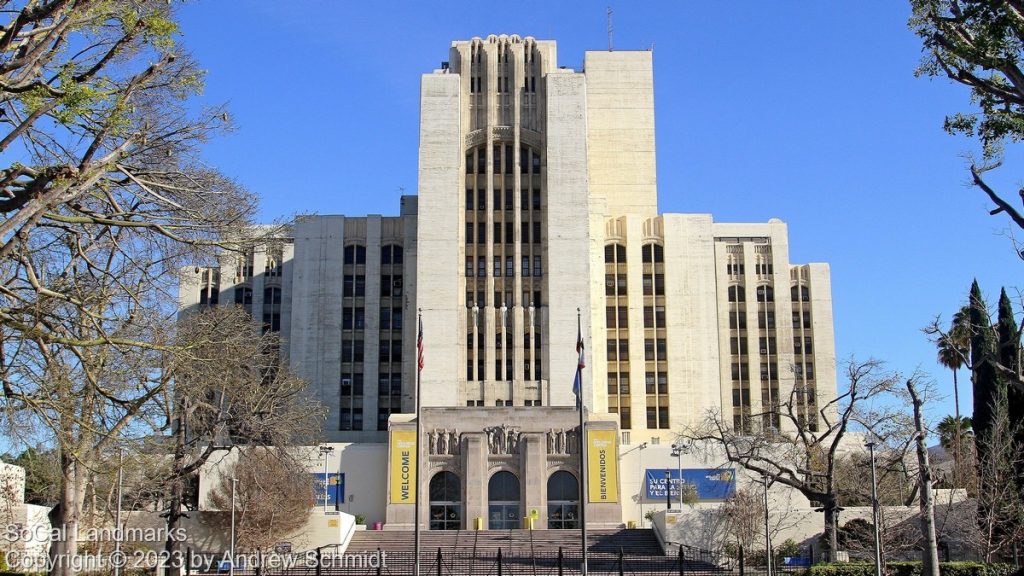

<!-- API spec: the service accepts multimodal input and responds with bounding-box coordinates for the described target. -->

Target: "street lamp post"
[866,440,883,576]
[671,440,690,507]
[319,445,336,513]
[763,473,772,576]
[230,477,238,576]
[638,442,648,526]
[664,469,672,510]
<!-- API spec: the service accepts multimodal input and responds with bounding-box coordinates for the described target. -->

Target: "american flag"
[417,316,424,372]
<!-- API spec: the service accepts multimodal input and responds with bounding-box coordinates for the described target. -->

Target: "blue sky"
[176,2,1022,421]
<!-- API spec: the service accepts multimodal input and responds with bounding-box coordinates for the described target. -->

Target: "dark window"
[344,245,366,265]
[728,285,745,302]
[533,221,541,244]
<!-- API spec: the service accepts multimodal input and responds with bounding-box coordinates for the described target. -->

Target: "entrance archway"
[487,471,521,529]
[429,471,461,530]
[547,470,579,529]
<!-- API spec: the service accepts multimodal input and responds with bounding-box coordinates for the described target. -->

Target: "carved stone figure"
[486,428,497,454]
[438,428,448,455]
[546,430,555,454]
[556,428,566,454]
[428,430,437,454]
[448,429,459,455]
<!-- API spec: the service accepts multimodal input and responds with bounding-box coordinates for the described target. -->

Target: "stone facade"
[176,34,838,529]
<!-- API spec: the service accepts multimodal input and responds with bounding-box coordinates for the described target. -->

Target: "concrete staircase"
[347,528,664,557]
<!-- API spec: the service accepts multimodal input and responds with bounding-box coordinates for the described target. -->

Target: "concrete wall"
[584,51,658,216]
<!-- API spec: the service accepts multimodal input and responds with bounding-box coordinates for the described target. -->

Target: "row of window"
[343,244,404,266]
[603,305,670,329]
[465,221,542,244]
[607,372,670,395]
[465,255,543,277]
[341,307,404,331]
[466,145,542,175]
[605,338,668,361]
[602,243,666,264]
[465,188,543,212]
[727,284,812,302]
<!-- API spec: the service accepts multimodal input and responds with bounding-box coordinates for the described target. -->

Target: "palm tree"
[936,305,971,483]
[936,415,973,453]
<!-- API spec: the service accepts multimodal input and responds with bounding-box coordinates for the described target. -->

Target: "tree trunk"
[952,368,961,487]
[908,380,940,576]
[822,497,839,558]
[48,452,85,576]
[164,413,187,576]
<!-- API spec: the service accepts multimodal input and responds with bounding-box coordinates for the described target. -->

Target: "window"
[759,311,776,329]
[730,337,748,355]
[657,372,668,394]
[642,243,664,263]
[494,256,502,277]
[654,274,665,296]
[522,222,529,242]
[340,407,363,431]
[466,257,473,277]
[620,407,631,430]
[533,221,541,244]
[343,245,366,265]
[756,285,775,302]
[505,222,512,243]
[380,307,391,330]
[607,339,618,361]
[506,256,514,277]
[478,189,486,212]
[533,255,542,277]
[729,311,747,330]
[466,223,473,244]
[493,222,501,244]
[532,189,541,210]
[728,285,745,302]
[467,188,474,210]
[382,244,403,264]
[342,308,365,330]
[532,153,541,174]
[645,339,655,361]
[522,256,530,277]
[488,472,521,530]
[381,274,402,297]
[341,340,364,363]
[430,472,462,531]
[478,222,486,243]
[478,257,486,277]
[547,471,579,530]
[731,363,749,381]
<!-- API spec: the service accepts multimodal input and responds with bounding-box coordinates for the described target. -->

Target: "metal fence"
[191,547,735,576]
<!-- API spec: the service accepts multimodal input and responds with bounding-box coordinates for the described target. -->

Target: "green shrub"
[809,562,1018,576]
[0,550,7,572]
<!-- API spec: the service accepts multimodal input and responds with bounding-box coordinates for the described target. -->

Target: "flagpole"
[414,309,423,576]
[576,308,589,576]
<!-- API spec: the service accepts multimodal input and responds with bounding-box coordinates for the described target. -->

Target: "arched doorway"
[428,471,461,530]
[488,471,521,529]
[547,471,579,529]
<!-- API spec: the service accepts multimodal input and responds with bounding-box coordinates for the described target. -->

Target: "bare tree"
[207,448,316,553]
[907,378,940,576]
[0,4,276,575]
[683,359,908,556]
[159,305,324,573]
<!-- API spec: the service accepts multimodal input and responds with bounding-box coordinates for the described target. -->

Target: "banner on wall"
[312,472,344,507]
[587,429,619,503]
[644,468,736,502]
[389,430,417,504]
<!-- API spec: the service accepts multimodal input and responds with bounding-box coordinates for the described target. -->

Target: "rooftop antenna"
[607,6,614,51]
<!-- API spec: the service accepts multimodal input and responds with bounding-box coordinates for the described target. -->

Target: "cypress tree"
[996,288,1024,489]
[969,281,998,463]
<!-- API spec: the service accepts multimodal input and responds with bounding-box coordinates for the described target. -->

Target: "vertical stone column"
[521,432,546,528]
[463,433,487,529]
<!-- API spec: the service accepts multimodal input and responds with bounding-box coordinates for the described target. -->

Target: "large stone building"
[180,35,836,530]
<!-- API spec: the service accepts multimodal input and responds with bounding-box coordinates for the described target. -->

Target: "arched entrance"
[488,471,521,529]
[428,471,461,530]
[547,470,579,529]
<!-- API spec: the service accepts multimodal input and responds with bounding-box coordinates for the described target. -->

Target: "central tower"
[415,35,594,408]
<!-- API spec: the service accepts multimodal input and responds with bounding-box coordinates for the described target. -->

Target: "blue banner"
[644,468,736,501]
[312,472,344,507]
